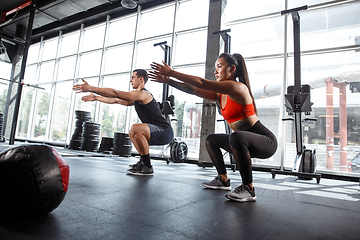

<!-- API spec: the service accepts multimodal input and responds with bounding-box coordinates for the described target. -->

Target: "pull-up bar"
[281,5,308,15]
[0,77,45,90]
[213,29,231,54]
[154,41,174,118]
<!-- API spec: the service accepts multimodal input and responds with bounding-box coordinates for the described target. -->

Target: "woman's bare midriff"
[228,115,258,131]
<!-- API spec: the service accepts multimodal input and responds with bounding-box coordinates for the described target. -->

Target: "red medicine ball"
[0,144,70,217]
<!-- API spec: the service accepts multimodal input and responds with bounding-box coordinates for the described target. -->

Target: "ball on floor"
[0,144,70,217]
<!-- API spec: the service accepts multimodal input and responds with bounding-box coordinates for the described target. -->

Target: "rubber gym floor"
[0,143,359,240]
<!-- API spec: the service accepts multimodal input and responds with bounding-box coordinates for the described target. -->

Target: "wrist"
[88,85,93,92]
[169,70,176,78]
[166,77,171,84]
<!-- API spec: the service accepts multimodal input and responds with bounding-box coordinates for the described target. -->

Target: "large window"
[225,0,360,176]
[99,74,130,137]
[16,0,360,177]
[0,62,11,115]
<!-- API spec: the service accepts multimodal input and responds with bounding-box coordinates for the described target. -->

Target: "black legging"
[205,121,277,185]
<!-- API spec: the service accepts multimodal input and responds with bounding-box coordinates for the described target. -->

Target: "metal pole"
[278,0,289,171]
[162,44,171,103]
[291,12,303,156]
[9,1,36,145]
[154,41,171,122]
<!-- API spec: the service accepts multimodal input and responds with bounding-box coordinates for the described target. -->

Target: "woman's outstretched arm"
[148,71,218,101]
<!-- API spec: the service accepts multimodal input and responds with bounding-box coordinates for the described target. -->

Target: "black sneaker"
[202,175,231,190]
[225,184,256,202]
[127,161,154,176]
[129,160,142,169]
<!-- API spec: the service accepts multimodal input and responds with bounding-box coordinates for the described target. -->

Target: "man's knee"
[129,124,139,139]
[129,124,150,141]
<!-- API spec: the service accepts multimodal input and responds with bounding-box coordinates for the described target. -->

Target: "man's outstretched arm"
[81,93,134,106]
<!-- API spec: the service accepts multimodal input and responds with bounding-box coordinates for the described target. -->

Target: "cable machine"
[0,0,36,145]
[197,29,236,172]
[271,6,321,183]
[154,41,188,163]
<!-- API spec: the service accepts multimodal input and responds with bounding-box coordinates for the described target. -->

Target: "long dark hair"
[218,53,257,114]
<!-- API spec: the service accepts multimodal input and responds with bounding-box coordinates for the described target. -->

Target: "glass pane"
[42,39,58,61]
[246,58,283,166]
[78,51,102,78]
[81,24,106,52]
[287,2,360,52]
[177,0,209,31]
[60,31,80,57]
[57,56,76,81]
[29,84,52,141]
[174,30,207,65]
[225,0,285,22]
[38,61,55,83]
[104,45,133,74]
[0,61,12,80]
[138,5,175,39]
[107,15,137,46]
[48,81,73,142]
[229,16,284,57]
[135,37,171,70]
[16,87,34,139]
[68,77,98,147]
[0,79,9,113]
[73,77,98,119]
[289,0,336,9]
[169,65,204,159]
[27,44,40,64]
[24,65,37,85]
[99,74,131,138]
[284,51,360,176]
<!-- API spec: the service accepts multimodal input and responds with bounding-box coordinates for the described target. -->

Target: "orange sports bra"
[220,94,256,123]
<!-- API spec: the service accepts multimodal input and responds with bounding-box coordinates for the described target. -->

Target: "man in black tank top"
[73,69,173,176]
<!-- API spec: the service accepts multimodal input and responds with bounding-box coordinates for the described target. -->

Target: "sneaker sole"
[202,183,231,191]
[225,195,256,202]
[126,169,154,176]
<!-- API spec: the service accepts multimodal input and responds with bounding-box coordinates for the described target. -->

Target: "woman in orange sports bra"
[150,53,277,202]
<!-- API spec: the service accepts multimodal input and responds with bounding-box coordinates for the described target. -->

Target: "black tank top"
[133,89,171,128]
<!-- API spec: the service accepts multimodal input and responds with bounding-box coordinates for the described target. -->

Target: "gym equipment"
[80,122,101,152]
[98,137,114,153]
[0,77,45,90]
[171,140,188,163]
[271,6,321,183]
[0,144,70,217]
[197,29,236,172]
[0,112,4,142]
[157,138,188,163]
[7,1,36,146]
[153,41,185,163]
[112,132,132,157]
[69,110,92,150]
[154,41,174,122]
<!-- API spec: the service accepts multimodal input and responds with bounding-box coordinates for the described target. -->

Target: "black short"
[146,124,174,146]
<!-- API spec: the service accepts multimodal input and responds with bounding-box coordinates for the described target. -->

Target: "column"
[325,78,334,170]
[199,0,227,163]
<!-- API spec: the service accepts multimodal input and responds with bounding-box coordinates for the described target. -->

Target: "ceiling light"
[121,0,137,9]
